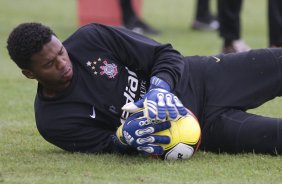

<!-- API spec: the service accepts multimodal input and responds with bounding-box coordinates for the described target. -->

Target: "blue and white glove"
[115,111,171,155]
[122,76,188,121]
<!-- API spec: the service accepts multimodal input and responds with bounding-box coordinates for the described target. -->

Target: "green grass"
[0,0,282,183]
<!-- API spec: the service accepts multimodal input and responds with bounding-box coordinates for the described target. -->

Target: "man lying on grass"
[6,22,282,158]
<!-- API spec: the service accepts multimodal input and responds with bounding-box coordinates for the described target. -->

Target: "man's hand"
[122,76,188,121]
[115,111,171,155]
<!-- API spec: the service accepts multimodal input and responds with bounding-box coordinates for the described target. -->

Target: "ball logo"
[164,143,194,160]
[177,153,184,159]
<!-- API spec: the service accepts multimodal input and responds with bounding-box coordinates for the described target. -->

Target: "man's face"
[24,35,73,91]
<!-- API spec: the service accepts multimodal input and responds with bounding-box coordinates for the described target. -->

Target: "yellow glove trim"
[116,124,127,145]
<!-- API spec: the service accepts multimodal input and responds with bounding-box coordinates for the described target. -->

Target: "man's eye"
[59,49,64,55]
[45,61,53,67]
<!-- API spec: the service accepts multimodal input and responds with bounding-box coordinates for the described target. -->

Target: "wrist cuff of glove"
[150,76,171,91]
[112,135,129,153]
[113,126,137,154]
[116,125,127,145]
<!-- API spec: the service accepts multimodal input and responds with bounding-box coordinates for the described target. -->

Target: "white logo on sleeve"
[90,106,96,119]
[212,56,221,62]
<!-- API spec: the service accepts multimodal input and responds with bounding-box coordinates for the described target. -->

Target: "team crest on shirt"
[100,60,118,78]
[86,57,118,79]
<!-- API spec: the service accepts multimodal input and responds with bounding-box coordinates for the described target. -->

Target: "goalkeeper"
[6,22,282,155]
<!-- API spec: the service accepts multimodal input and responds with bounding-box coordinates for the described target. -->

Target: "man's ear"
[22,69,35,79]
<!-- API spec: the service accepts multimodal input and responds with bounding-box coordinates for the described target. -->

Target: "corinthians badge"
[86,58,118,79]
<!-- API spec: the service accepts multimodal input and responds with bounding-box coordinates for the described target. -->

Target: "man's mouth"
[62,66,73,79]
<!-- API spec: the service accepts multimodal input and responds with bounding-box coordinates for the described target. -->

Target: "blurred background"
[0,0,268,62]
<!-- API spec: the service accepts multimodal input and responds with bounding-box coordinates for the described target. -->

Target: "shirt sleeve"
[70,23,185,90]
[35,96,136,154]
[36,111,138,154]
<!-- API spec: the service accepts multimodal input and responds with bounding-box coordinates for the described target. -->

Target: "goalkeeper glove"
[114,111,171,155]
[122,76,188,121]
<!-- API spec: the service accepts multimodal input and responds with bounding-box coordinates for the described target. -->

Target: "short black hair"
[7,22,55,69]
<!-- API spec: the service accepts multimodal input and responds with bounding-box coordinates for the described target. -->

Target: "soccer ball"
[154,111,201,160]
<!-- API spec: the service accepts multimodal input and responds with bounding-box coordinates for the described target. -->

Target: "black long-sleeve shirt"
[35,23,202,153]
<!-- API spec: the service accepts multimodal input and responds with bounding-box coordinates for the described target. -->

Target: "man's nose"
[56,56,66,70]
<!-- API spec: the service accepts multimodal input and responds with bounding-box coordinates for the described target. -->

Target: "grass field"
[0,0,282,183]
